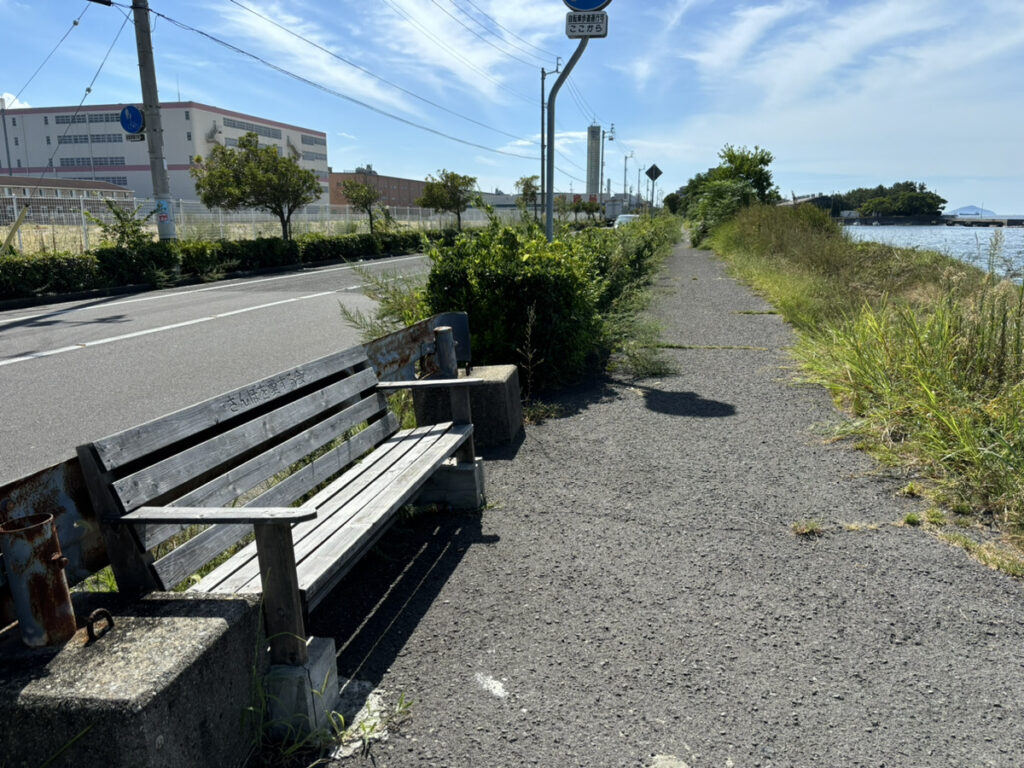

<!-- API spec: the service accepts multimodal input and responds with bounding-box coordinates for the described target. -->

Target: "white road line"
[0,254,423,329]
[0,289,344,368]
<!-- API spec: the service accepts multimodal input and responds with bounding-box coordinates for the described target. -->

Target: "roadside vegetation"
[707,203,1024,540]
[344,212,682,397]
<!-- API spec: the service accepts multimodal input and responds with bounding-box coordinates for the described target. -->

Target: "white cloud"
[1,92,30,109]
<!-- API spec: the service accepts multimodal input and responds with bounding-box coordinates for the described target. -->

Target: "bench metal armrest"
[124,506,317,525]
[376,378,484,392]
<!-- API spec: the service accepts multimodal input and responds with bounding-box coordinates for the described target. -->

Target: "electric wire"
[145,7,540,161]
[226,0,538,146]
[16,14,130,194]
[7,4,92,106]
[378,0,535,105]
[444,0,552,68]
[427,0,538,69]
[454,0,559,61]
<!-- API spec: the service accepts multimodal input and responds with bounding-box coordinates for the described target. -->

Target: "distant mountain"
[951,205,998,217]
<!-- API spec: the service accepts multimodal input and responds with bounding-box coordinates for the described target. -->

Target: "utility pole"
[0,98,12,176]
[623,151,633,210]
[540,59,561,223]
[131,0,176,240]
[599,123,614,205]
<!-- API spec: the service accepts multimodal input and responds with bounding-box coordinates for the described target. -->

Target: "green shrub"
[228,236,301,270]
[177,240,223,278]
[93,240,180,287]
[424,217,680,393]
[0,251,101,297]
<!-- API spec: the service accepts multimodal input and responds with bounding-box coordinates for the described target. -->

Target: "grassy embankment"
[709,204,1024,567]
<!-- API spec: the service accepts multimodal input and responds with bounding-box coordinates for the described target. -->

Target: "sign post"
[546,0,615,242]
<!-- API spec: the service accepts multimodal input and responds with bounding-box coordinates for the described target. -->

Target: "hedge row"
[0,230,452,300]
[425,215,682,392]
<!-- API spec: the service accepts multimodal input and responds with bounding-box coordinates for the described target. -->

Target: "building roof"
[0,176,130,192]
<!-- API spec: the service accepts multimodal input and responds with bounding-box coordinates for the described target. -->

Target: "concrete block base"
[415,459,486,510]
[0,592,264,768]
[264,636,341,739]
[413,365,523,448]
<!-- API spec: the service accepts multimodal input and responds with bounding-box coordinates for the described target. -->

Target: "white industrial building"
[0,101,329,201]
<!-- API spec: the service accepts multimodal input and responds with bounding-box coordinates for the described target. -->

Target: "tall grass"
[710,204,1024,525]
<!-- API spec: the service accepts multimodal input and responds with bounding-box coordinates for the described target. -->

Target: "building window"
[11,117,15,127]
[185,110,190,120]
[44,116,48,125]
[223,116,281,140]
[46,136,51,145]
[13,137,17,146]
[186,131,192,141]
[55,114,86,125]
[301,135,327,146]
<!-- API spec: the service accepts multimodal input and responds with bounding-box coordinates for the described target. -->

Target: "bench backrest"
[76,346,399,596]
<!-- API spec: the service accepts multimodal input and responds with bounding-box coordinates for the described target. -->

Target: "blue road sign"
[563,0,612,11]
[120,105,144,134]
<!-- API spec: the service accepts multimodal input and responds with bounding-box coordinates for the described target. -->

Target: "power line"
[444,0,552,68]
[226,0,538,146]
[378,0,535,105]
[19,14,130,192]
[427,0,538,69]
[454,0,559,61]
[9,4,92,105]
[145,7,541,161]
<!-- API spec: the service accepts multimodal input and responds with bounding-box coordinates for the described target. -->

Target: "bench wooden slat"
[300,426,472,602]
[149,414,400,588]
[137,396,393,552]
[153,522,253,590]
[127,506,317,524]
[113,369,381,512]
[192,423,467,598]
[91,345,371,470]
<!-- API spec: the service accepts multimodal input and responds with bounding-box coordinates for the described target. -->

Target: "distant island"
[950,205,998,217]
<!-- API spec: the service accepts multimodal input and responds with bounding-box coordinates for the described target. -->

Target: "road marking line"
[0,254,423,329]
[0,289,342,367]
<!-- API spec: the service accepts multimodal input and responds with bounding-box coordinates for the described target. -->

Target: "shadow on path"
[634,383,736,418]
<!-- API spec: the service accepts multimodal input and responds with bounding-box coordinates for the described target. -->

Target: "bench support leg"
[253,523,308,666]
[264,636,342,738]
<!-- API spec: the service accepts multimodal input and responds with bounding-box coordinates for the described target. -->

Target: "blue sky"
[2,0,1023,212]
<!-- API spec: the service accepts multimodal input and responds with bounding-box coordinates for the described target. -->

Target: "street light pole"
[623,151,632,210]
[545,38,589,242]
[540,59,561,224]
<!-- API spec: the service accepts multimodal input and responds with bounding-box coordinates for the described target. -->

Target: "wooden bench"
[75,328,484,668]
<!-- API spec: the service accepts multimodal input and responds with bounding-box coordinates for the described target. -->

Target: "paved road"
[0,254,426,484]
[314,242,1024,768]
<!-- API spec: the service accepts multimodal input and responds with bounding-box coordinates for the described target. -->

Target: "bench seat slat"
[191,423,453,595]
[191,423,471,604]
[138,399,394,552]
[92,345,371,470]
[114,369,381,512]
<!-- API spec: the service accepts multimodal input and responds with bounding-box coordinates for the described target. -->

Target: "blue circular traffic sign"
[563,0,612,10]
[120,105,145,134]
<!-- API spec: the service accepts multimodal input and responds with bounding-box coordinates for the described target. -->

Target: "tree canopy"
[191,132,321,240]
[340,179,383,233]
[822,181,947,217]
[514,175,540,220]
[417,169,477,230]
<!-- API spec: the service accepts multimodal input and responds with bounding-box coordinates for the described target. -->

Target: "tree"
[417,169,477,230]
[662,192,682,215]
[340,179,382,233]
[514,175,540,220]
[191,132,321,240]
[716,144,781,204]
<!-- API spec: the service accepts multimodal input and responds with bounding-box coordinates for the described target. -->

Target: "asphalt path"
[0,254,427,485]
[313,242,1024,768]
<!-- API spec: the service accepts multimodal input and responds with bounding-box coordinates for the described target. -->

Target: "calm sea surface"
[844,224,1024,275]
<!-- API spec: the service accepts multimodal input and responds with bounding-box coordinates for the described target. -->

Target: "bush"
[424,217,681,393]
[0,251,101,298]
[93,240,180,287]
[177,240,223,278]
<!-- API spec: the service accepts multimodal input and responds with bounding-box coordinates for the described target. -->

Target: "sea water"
[844,224,1024,277]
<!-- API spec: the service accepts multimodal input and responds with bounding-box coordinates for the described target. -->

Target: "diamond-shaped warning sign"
[645,164,662,181]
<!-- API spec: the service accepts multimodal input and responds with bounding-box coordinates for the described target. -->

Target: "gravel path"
[316,243,1024,768]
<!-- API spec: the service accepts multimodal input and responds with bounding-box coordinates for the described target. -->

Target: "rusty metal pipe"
[0,513,77,647]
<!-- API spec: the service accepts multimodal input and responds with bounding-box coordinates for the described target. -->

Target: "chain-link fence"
[2,197,524,254]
